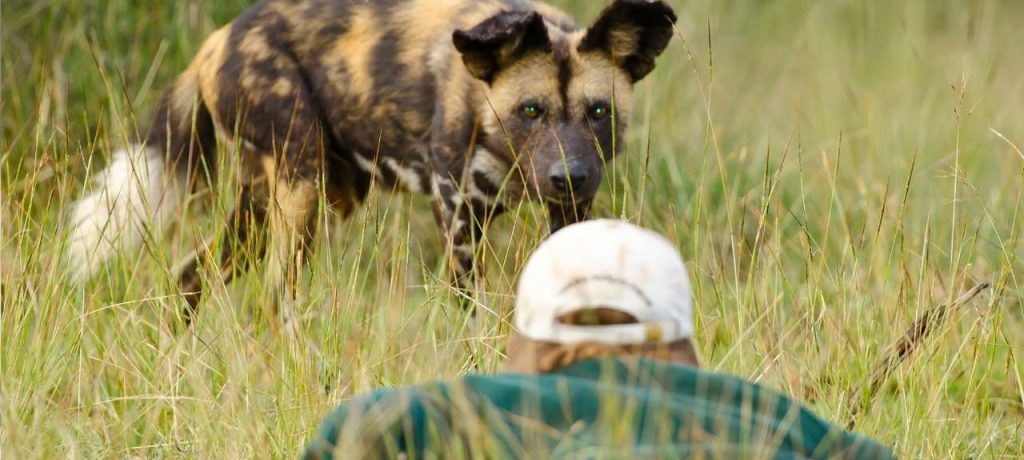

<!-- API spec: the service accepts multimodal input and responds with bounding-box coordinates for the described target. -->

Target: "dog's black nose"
[549,162,589,194]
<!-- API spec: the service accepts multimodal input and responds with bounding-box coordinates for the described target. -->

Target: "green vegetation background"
[3,0,1022,457]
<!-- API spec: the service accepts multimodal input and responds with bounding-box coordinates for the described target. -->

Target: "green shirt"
[304,358,893,459]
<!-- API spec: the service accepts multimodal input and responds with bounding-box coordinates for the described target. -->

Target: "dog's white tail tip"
[66,144,185,281]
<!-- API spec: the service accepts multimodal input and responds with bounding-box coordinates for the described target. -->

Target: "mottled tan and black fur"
[67,0,677,323]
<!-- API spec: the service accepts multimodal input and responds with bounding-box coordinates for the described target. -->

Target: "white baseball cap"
[515,219,694,345]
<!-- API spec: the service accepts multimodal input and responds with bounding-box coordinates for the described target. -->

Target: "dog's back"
[194,0,578,192]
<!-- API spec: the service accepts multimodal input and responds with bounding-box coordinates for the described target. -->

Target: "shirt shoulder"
[302,382,457,460]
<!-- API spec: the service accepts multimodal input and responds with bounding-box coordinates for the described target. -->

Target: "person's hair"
[505,308,700,374]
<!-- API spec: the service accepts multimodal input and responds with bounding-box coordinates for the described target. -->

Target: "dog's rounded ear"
[578,0,677,82]
[453,11,552,84]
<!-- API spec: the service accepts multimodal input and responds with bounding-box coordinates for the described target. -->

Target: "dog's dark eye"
[520,102,544,120]
[588,103,611,121]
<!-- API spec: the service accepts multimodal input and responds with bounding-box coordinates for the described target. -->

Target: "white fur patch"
[352,151,380,176]
[467,147,509,206]
[67,144,185,281]
[384,157,423,193]
[355,151,424,193]
[471,147,509,185]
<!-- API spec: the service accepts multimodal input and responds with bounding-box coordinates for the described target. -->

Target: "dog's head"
[454,0,676,210]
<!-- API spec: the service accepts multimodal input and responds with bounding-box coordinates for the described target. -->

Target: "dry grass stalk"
[846,282,991,429]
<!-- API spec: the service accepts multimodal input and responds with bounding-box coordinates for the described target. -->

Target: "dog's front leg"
[431,174,480,301]
[428,143,508,311]
[548,200,592,233]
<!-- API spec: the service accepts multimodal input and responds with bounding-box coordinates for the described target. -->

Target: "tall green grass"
[3,0,1023,457]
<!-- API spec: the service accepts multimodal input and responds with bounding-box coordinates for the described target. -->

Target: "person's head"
[506,219,699,374]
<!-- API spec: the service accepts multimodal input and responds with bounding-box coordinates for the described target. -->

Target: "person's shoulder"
[303,380,456,460]
[555,359,896,460]
[304,373,547,459]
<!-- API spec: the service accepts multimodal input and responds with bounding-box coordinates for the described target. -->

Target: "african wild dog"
[67,0,677,323]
